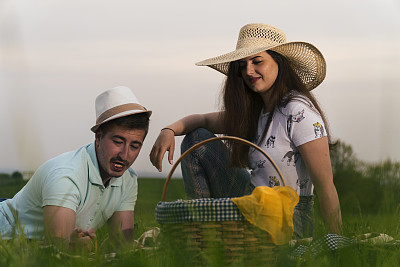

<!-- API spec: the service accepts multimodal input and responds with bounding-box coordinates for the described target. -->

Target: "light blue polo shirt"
[0,142,138,239]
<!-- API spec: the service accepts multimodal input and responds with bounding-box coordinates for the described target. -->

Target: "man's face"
[95,123,146,181]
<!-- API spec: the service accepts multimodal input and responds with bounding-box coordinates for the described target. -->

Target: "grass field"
[134,178,186,238]
[2,177,400,266]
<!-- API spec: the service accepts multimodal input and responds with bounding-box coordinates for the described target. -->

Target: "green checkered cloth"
[291,233,400,259]
[155,198,244,224]
[290,234,354,259]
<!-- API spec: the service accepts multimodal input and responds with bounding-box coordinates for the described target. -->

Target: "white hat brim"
[91,109,152,133]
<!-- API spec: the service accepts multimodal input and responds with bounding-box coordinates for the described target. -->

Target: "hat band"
[96,103,148,124]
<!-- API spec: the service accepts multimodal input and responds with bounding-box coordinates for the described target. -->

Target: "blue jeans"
[180,128,252,198]
[180,128,314,238]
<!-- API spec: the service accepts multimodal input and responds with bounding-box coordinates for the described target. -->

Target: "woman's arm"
[297,136,343,234]
[150,111,224,171]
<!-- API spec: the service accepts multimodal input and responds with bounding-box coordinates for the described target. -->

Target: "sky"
[0,0,400,178]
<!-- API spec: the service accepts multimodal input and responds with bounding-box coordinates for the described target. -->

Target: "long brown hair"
[222,50,331,168]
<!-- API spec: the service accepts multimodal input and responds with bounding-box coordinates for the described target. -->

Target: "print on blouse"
[256,160,266,168]
[313,122,325,138]
[266,136,276,148]
[269,176,280,187]
[282,150,299,166]
[286,109,305,137]
[296,178,309,190]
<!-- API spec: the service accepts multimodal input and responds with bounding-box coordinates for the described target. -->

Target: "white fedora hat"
[91,86,152,132]
[195,23,326,90]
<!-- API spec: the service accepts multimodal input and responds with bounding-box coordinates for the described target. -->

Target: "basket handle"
[161,135,285,202]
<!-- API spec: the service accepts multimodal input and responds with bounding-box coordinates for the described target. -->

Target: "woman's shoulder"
[278,92,317,114]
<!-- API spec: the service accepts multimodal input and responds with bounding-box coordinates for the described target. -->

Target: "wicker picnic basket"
[155,136,287,264]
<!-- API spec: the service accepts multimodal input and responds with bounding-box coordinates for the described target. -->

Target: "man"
[0,86,151,249]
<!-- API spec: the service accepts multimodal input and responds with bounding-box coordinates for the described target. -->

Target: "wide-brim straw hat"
[91,86,152,133]
[195,23,326,90]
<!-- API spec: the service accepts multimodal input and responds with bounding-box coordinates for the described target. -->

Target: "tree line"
[330,140,400,214]
[0,171,24,185]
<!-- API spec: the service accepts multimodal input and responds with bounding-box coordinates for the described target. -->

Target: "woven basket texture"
[155,136,285,264]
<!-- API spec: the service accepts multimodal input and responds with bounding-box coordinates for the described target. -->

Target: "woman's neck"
[261,91,274,114]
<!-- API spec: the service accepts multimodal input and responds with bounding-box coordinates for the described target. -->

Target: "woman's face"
[239,51,279,99]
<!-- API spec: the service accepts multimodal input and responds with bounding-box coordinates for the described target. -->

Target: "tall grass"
[1,141,400,266]
[0,178,188,267]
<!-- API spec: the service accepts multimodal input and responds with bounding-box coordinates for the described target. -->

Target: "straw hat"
[91,86,152,132]
[195,23,326,90]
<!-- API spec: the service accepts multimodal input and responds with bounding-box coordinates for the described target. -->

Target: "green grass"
[134,178,186,238]
[2,177,400,266]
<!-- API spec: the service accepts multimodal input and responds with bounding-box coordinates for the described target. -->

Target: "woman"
[150,23,342,238]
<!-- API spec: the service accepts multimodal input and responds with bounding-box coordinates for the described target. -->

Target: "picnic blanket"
[290,232,399,260]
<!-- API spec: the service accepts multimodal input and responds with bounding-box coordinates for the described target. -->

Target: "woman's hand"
[150,128,176,172]
[149,112,223,172]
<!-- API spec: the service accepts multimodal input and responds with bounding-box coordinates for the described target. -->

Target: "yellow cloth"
[232,186,299,245]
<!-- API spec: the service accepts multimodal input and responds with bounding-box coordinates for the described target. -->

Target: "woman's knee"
[181,128,215,153]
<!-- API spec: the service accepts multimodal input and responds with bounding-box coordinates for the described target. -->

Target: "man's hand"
[43,205,97,252]
[69,228,97,252]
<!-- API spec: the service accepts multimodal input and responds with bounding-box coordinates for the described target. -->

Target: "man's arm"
[43,205,76,240]
[107,210,135,244]
[43,205,96,250]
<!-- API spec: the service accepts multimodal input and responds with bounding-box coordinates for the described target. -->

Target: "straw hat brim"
[195,41,326,91]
